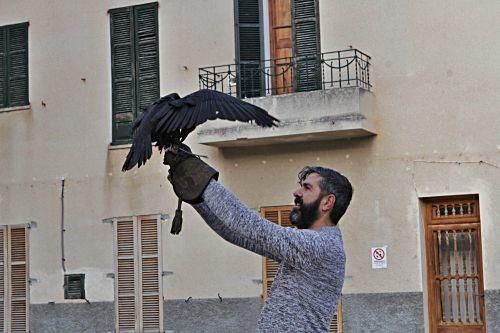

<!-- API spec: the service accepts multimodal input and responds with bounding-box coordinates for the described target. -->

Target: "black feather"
[122,89,279,171]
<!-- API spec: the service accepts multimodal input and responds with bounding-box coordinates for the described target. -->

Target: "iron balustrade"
[198,49,371,99]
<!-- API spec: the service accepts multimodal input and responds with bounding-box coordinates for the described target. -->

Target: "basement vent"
[64,274,85,299]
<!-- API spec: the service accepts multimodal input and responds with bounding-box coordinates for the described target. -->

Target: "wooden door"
[424,196,486,333]
[269,0,293,94]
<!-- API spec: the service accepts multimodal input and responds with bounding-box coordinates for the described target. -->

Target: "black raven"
[121,89,279,171]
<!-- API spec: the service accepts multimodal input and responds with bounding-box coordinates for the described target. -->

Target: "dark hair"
[298,166,353,225]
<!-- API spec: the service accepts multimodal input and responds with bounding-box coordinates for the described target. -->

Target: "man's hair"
[298,166,353,225]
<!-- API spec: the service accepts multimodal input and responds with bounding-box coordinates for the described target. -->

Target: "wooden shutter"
[292,0,321,92]
[110,8,136,144]
[9,227,28,333]
[0,228,5,332]
[0,23,29,108]
[110,3,159,145]
[0,226,29,333]
[134,3,159,113]
[260,205,342,332]
[138,216,162,333]
[0,28,6,108]
[115,217,137,332]
[235,0,263,98]
[114,215,163,333]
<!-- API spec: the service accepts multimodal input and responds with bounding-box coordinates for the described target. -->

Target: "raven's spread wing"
[155,89,279,135]
[122,89,279,171]
[121,93,180,171]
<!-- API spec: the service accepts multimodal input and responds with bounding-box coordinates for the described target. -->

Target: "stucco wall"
[1,2,499,327]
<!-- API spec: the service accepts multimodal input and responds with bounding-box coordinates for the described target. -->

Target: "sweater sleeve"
[192,179,326,269]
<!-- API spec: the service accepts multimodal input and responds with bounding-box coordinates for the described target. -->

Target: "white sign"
[371,246,387,269]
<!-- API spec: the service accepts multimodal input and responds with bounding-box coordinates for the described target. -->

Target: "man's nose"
[293,188,301,197]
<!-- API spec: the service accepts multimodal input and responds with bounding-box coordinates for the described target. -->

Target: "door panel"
[269,0,293,94]
[424,196,486,333]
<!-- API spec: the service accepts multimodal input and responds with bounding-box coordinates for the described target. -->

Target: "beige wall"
[0,0,499,306]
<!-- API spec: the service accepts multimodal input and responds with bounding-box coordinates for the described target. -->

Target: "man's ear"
[322,194,336,211]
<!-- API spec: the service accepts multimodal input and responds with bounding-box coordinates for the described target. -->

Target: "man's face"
[289,173,324,229]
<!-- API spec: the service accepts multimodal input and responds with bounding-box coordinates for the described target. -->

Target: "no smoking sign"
[371,246,387,269]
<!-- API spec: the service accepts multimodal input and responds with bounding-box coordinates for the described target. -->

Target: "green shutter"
[7,23,29,107]
[0,28,6,108]
[292,0,321,92]
[110,3,159,145]
[134,3,159,112]
[110,7,136,144]
[0,23,29,108]
[235,0,263,98]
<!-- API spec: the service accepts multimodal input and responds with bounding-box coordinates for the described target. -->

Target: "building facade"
[0,0,499,332]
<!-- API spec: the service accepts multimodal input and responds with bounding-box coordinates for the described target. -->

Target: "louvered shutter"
[0,28,6,108]
[260,206,292,299]
[114,216,163,333]
[8,227,28,333]
[260,206,342,332]
[0,227,5,332]
[138,216,162,333]
[6,24,29,107]
[115,217,138,332]
[110,8,136,144]
[235,0,263,98]
[134,3,159,113]
[292,0,321,92]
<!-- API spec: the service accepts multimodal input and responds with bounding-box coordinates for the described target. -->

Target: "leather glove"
[163,144,219,204]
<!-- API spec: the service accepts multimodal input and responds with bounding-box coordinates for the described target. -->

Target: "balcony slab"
[197,87,376,147]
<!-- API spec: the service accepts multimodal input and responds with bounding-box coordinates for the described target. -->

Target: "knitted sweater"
[193,180,346,332]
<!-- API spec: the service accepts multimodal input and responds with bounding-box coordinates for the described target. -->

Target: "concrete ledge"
[197,88,376,147]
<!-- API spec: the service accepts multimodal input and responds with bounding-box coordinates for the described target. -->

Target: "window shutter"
[0,227,5,332]
[0,28,6,108]
[114,215,163,333]
[292,0,321,92]
[259,206,292,299]
[6,24,29,107]
[260,206,342,332]
[235,0,263,98]
[138,216,162,332]
[115,217,138,332]
[134,3,159,113]
[110,8,136,144]
[8,227,28,333]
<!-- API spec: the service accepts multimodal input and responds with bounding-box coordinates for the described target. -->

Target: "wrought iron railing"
[198,49,371,99]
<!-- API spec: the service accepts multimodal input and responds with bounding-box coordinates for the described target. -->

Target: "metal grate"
[199,48,371,98]
[64,274,85,299]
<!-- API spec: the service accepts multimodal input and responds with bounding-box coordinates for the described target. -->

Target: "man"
[165,148,353,332]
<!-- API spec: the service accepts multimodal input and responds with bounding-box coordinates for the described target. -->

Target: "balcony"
[197,49,376,147]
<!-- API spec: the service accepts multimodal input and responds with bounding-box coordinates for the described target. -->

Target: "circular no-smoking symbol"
[373,248,385,260]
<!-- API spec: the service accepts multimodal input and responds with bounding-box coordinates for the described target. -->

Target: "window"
[0,225,29,332]
[109,3,159,145]
[259,205,342,332]
[0,23,29,109]
[113,215,163,332]
[64,274,85,300]
[234,0,321,97]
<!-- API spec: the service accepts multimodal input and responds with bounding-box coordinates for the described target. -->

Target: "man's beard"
[289,195,322,229]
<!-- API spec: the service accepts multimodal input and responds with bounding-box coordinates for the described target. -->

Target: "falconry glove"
[164,144,219,204]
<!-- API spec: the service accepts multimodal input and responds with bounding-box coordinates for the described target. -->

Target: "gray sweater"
[193,180,345,332]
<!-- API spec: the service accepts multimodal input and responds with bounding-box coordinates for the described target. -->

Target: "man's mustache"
[294,196,303,206]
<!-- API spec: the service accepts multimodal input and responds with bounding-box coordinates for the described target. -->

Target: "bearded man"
[165,148,353,332]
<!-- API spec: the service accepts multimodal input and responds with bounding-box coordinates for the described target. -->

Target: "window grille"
[64,274,85,300]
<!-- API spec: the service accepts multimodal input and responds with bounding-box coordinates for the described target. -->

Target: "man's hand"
[163,144,219,204]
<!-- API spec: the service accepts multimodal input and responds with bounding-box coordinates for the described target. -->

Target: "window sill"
[0,104,31,113]
[109,143,132,150]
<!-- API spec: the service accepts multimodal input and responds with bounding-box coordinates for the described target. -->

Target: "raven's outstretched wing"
[121,93,180,171]
[122,89,279,171]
